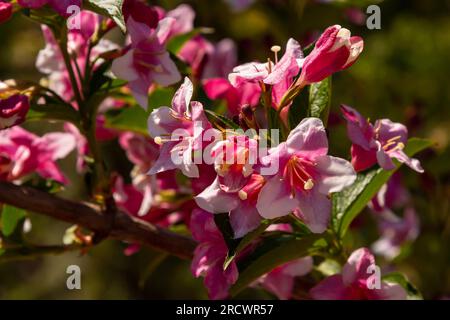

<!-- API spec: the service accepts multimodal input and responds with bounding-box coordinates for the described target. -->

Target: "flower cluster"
[0,0,426,300]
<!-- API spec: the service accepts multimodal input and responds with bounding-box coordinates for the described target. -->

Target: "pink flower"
[112,17,181,109]
[297,25,364,86]
[0,127,76,183]
[372,208,419,260]
[202,39,238,80]
[164,4,195,38]
[370,173,410,213]
[148,77,212,178]
[203,78,260,116]
[257,118,356,233]
[0,2,12,24]
[17,0,82,17]
[122,0,159,29]
[190,208,238,299]
[260,257,313,300]
[228,38,302,121]
[63,123,88,173]
[178,36,214,79]
[0,89,30,130]
[37,12,118,103]
[229,39,302,96]
[195,133,263,238]
[310,248,407,300]
[341,105,423,173]
[196,173,264,239]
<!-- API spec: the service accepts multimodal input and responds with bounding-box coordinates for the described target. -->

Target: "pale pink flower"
[112,17,181,109]
[310,248,407,300]
[257,118,356,233]
[341,105,423,173]
[372,208,419,260]
[147,77,211,178]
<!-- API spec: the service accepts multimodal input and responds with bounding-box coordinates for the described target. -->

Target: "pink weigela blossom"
[310,248,407,300]
[341,105,423,173]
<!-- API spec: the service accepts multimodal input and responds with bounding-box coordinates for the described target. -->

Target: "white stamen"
[154,136,163,145]
[238,190,248,201]
[304,179,314,190]
[271,45,281,53]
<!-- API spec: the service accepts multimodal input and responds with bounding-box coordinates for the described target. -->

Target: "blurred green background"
[0,0,449,299]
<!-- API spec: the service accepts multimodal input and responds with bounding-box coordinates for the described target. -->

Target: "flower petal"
[294,189,331,233]
[286,117,328,158]
[230,202,261,238]
[256,176,297,219]
[315,155,356,194]
[195,177,240,213]
[310,275,349,300]
[342,247,375,285]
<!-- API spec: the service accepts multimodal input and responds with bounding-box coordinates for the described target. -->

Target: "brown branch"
[0,181,196,260]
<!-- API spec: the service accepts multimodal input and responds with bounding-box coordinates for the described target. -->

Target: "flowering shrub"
[0,0,433,300]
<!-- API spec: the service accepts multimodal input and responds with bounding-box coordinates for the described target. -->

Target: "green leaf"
[230,234,326,296]
[205,109,240,130]
[1,205,27,237]
[223,220,273,270]
[213,213,240,260]
[104,105,149,135]
[382,272,423,300]
[308,76,332,125]
[148,87,175,112]
[27,102,81,125]
[85,0,126,33]
[333,138,433,237]
[166,28,212,54]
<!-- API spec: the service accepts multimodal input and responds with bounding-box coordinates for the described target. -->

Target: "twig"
[0,181,196,260]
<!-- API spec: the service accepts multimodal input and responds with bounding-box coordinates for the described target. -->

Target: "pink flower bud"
[0,94,30,130]
[298,25,364,85]
[0,2,12,24]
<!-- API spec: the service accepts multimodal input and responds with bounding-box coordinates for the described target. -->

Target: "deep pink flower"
[112,17,181,109]
[203,78,260,116]
[297,25,364,86]
[0,88,30,130]
[0,2,12,24]
[341,105,423,173]
[148,77,211,178]
[257,118,356,233]
[178,35,214,79]
[0,127,76,183]
[310,248,407,300]
[190,208,238,299]
[122,0,159,29]
[260,257,313,300]
[18,0,82,17]
[372,208,419,260]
